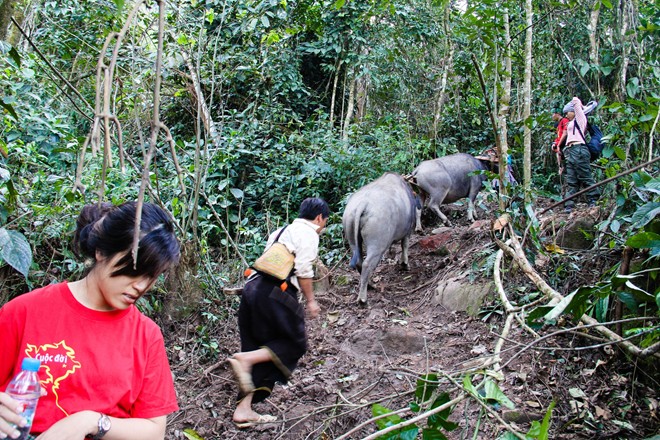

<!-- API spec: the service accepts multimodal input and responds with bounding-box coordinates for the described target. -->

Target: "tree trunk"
[432,3,455,141]
[355,71,369,122]
[0,0,15,42]
[522,0,532,199]
[588,0,601,95]
[342,67,356,142]
[497,12,512,208]
[616,0,631,102]
[329,56,341,127]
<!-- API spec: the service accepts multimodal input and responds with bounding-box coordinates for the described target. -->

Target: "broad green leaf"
[334,0,346,8]
[182,428,205,440]
[626,231,660,249]
[614,145,626,160]
[579,61,590,77]
[543,291,576,321]
[9,47,21,67]
[372,403,402,429]
[610,219,620,233]
[428,393,457,431]
[371,404,419,439]
[0,228,32,278]
[484,379,515,409]
[618,292,639,313]
[642,178,660,195]
[230,188,244,200]
[631,203,660,228]
[625,280,651,297]
[527,420,542,436]
[526,203,539,230]
[205,9,215,25]
[422,428,448,440]
[415,373,438,402]
[462,375,477,396]
[113,0,125,14]
[0,99,18,120]
[626,77,640,98]
[538,401,556,440]
[526,305,555,324]
[594,296,609,322]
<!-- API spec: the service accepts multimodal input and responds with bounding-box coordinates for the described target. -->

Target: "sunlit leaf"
[484,379,515,409]
[626,77,640,98]
[113,0,125,14]
[543,291,576,321]
[182,428,205,440]
[626,231,660,249]
[614,145,626,160]
[230,188,244,199]
[631,203,660,228]
[0,228,32,278]
[544,243,565,254]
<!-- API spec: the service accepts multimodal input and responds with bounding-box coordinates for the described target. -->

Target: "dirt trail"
[165,206,659,440]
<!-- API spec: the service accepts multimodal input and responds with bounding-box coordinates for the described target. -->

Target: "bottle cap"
[21,358,41,372]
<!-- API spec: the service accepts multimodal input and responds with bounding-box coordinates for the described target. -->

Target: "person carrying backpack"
[558,97,600,213]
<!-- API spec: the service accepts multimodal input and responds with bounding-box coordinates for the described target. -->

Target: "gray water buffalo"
[412,153,487,229]
[342,172,420,304]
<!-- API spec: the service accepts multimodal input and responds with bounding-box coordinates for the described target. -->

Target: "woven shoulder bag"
[252,226,295,280]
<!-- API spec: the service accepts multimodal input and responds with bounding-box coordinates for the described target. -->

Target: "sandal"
[234,414,278,428]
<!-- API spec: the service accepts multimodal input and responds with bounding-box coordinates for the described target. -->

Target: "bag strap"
[274,225,288,242]
[573,119,587,144]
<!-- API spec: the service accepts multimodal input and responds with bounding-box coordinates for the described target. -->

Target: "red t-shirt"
[554,117,569,145]
[0,282,178,434]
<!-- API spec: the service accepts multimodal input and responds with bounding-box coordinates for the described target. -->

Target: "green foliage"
[498,401,555,440]
[372,403,419,440]
[371,374,457,439]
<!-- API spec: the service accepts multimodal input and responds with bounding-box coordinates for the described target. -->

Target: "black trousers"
[238,274,307,404]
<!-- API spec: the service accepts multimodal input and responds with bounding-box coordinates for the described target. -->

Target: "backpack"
[586,123,604,161]
[573,119,605,161]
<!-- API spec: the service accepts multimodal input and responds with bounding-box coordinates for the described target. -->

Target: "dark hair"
[73,202,180,278]
[298,197,330,220]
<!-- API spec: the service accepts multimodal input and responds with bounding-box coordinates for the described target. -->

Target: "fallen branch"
[495,225,660,360]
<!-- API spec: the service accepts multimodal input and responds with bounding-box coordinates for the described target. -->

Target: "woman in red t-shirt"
[0,202,180,440]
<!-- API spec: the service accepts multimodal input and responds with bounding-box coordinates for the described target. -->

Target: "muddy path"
[164,205,659,440]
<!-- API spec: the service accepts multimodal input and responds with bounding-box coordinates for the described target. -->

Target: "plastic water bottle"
[6,358,41,440]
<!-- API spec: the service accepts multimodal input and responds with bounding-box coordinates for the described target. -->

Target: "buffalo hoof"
[357,298,368,307]
[401,262,409,271]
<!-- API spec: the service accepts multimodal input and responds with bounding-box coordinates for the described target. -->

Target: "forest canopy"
[0,0,659,438]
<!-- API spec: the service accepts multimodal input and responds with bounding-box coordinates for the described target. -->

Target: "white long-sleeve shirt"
[266,218,320,289]
[566,97,587,146]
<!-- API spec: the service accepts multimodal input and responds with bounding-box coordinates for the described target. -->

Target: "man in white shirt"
[228,197,329,428]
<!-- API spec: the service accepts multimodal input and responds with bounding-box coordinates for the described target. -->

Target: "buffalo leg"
[429,202,451,226]
[400,236,410,270]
